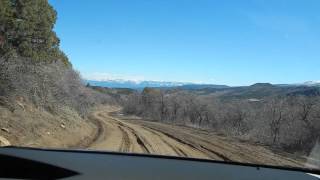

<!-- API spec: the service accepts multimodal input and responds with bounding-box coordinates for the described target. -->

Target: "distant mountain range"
[86,79,228,89]
[301,81,320,87]
[86,79,320,99]
[208,83,320,99]
[86,80,190,89]
[86,79,320,89]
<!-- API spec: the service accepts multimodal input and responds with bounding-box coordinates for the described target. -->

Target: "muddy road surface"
[83,106,305,168]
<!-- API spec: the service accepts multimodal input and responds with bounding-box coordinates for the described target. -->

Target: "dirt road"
[84,106,305,168]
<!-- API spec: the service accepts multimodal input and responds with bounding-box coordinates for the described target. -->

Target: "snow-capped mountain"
[85,78,320,90]
[86,79,192,89]
[276,81,320,87]
[303,81,320,86]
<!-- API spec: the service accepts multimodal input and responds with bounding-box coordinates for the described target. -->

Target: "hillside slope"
[0,0,116,146]
[0,57,117,147]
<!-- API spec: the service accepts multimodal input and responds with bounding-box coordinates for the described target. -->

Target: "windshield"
[0,0,320,172]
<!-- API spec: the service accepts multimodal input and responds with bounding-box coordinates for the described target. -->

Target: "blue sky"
[49,0,320,86]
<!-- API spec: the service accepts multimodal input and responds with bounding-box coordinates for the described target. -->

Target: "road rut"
[84,106,305,168]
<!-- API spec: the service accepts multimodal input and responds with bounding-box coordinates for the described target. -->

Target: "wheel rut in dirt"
[83,106,304,168]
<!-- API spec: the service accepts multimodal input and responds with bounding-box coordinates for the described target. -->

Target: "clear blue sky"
[49,0,320,86]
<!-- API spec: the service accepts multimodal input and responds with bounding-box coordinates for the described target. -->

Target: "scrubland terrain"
[0,0,319,170]
[0,57,318,169]
[0,101,308,168]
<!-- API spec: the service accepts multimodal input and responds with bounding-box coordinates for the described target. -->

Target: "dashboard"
[0,147,319,180]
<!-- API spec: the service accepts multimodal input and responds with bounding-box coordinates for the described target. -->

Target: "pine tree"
[0,0,13,51]
[0,0,69,66]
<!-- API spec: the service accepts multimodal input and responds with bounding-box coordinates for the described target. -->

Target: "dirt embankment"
[0,103,96,149]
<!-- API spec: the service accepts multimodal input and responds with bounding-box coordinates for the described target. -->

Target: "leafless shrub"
[0,56,114,117]
[123,88,320,154]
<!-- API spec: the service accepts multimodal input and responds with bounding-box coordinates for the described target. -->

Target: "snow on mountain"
[86,79,192,89]
[85,78,320,89]
[276,81,320,87]
[303,81,320,86]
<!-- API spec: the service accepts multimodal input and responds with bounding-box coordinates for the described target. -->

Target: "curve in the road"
[80,106,304,168]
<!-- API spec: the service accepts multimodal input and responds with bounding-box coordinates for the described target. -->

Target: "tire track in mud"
[84,107,304,168]
[199,145,231,162]
[140,126,188,157]
[115,119,193,157]
[93,111,192,156]
[101,112,154,154]
[144,126,232,161]
[117,121,154,154]
[132,132,150,153]
[88,110,229,161]
[72,113,105,148]
[88,114,105,146]
[118,126,131,152]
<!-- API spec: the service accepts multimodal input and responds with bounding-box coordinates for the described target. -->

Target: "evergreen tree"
[0,0,69,65]
[0,0,13,51]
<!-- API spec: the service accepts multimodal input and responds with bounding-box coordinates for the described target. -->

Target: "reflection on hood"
[307,141,320,169]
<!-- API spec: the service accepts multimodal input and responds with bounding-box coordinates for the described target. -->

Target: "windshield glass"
[0,0,319,172]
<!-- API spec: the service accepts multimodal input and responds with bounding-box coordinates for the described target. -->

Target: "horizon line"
[84,78,320,87]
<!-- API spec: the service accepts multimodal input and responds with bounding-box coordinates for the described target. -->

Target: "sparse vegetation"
[0,0,317,170]
[0,0,116,116]
[0,0,115,147]
[123,87,320,155]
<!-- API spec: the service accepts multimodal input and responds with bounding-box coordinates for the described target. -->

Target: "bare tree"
[265,98,287,144]
[294,96,320,150]
[168,95,181,122]
[158,91,168,121]
[222,101,249,135]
